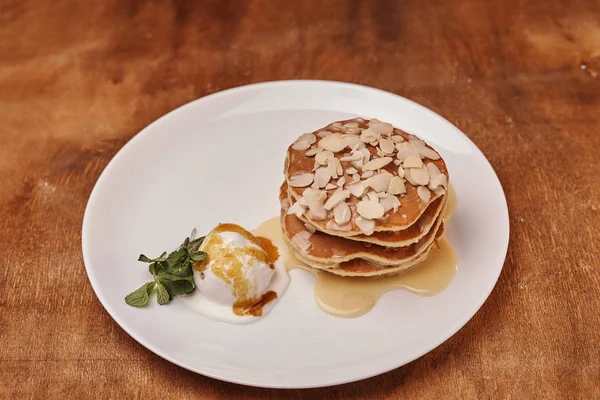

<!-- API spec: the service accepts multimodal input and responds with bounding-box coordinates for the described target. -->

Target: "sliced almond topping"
[291,231,312,253]
[419,146,441,160]
[333,201,351,225]
[334,158,343,176]
[393,159,401,166]
[360,147,371,163]
[357,199,385,219]
[347,127,362,134]
[396,147,421,162]
[428,173,447,190]
[305,147,323,157]
[402,214,407,219]
[315,150,334,165]
[379,138,395,154]
[324,189,350,210]
[314,167,332,189]
[355,216,375,235]
[287,201,306,217]
[371,122,393,135]
[367,191,379,203]
[292,141,311,151]
[327,158,338,179]
[337,176,346,187]
[308,199,327,220]
[397,165,405,178]
[298,133,317,144]
[347,181,368,198]
[376,148,386,158]
[325,183,337,190]
[409,139,426,149]
[351,173,361,182]
[392,135,405,143]
[366,171,393,192]
[297,196,309,206]
[388,176,407,195]
[344,136,365,150]
[417,186,431,203]
[404,168,416,185]
[362,156,393,171]
[368,118,381,126]
[380,194,401,213]
[326,220,352,231]
[289,173,314,187]
[317,130,332,138]
[433,186,446,196]
[410,166,430,186]
[319,136,347,153]
[346,167,358,175]
[339,150,363,162]
[403,155,423,169]
[332,122,344,130]
[344,122,359,128]
[362,170,374,179]
[426,162,442,179]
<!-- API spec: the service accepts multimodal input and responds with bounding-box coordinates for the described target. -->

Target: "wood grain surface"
[1,0,599,398]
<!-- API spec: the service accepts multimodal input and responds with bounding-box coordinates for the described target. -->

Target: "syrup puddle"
[255,186,457,318]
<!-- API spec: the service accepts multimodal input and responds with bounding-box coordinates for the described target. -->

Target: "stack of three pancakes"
[279,118,449,277]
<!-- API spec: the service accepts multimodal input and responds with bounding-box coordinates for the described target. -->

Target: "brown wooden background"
[1,0,599,398]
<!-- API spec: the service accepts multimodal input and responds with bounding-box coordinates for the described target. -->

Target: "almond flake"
[380,138,395,154]
[333,201,351,225]
[319,136,347,153]
[344,122,359,128]
[324,189,350,210]
[298,133,317,144]
[419,147,441,160]
[402,214,407,219]
[403,155,423,169]
[366,171,393,192]
[360,147,371,163]
[337,176,346,187]
[347,181,368,198]
[355,216,375,235]
[334,158,343,176]
[287,201,306,217]
[410,166,430,186]
[380,194,401,213]
[397,166,405,178]
[308,199,327,220]
[325,183,337,190]
[315,150,334,165]
[362,156,393,171]
[292,141,311,151]
[317,130,332,138]
[434,186,446,196]
[327,159,338,179]
[291,231,312,253]
[314,167,332,189]
[393,159,401,166]
[362,170,374,179]
[368,118,382,126]
[417,186,431,203]
[289,173,314,187]
[426,162,442,179]
[428,173,447,190]
[344,136,365,150]
[357,199,384,219]
[367,191,379,203]
[392,135,405,143]
[351,173,361,182]
[409,139,426,149]
[388,176,407,195]
[305,147,323,157]
[346,167,358,175]
[396,146,420,162]
[371,122,393,135]
[304,222,316,233]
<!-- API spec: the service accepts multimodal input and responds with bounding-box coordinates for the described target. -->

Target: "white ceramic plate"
[82,80,509,388]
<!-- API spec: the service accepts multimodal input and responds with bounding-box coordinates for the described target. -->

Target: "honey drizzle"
[254,185,458,318]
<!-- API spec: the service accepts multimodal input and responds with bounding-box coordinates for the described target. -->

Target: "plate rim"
[82,79,510,388]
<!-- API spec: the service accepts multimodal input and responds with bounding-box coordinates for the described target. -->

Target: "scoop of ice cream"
[193,224,277,316]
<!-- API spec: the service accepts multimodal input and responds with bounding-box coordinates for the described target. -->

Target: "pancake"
[283,118,449,236]
[281,181,446,247]
[281,200,446,267]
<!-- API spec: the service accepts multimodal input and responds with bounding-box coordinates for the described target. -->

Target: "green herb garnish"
[125,232,207,307]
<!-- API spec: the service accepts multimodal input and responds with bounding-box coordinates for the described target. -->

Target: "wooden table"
[2,0,599,398]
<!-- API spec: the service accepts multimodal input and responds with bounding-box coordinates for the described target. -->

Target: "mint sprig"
[125,234,207,307]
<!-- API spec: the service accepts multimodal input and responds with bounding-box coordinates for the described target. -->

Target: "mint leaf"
[187,237,205,252]
[162,260,193,277]
[167,247,187,266]
[163,279,195,296]
[138,254,166,263]
[156,282,170,305]
[125,282,155,307]
[189,251,208,262]
[158,270,194,284]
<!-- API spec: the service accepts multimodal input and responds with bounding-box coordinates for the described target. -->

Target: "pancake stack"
[279,118,450,277]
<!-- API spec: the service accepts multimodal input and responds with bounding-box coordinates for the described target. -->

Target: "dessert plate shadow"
[82,80,509,388]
